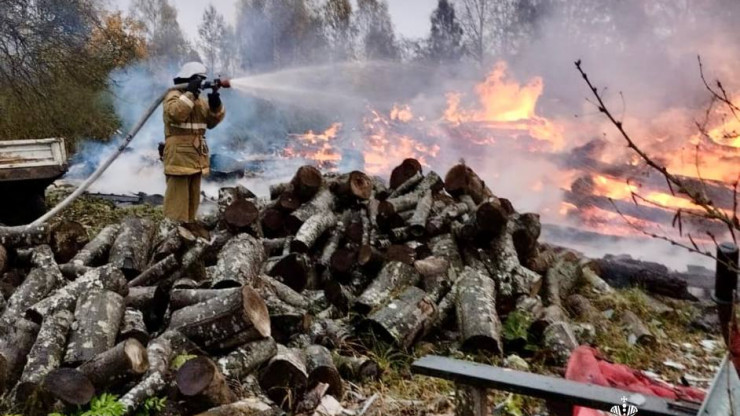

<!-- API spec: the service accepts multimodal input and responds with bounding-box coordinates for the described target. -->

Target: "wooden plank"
[411,356,698,416]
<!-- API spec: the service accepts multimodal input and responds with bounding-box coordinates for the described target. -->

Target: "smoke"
[64,2,740,271]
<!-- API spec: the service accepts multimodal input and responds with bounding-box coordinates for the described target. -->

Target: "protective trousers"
[164,173,201,222]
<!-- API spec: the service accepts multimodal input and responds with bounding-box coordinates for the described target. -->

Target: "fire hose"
[24,78,231,230]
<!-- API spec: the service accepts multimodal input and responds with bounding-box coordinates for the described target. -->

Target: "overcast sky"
[110,0,438,41]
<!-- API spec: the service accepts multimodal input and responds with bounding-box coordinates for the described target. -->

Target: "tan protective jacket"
[162,90,225,176]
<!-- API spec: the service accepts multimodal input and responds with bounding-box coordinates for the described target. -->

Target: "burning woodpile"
[0,159,701,415]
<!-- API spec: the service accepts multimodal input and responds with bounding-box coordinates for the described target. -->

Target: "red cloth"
[564,346,706,416]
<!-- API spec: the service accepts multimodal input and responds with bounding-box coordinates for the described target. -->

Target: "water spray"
[25,78,231,229]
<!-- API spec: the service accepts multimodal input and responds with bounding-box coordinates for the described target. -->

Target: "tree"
[428,0,464,63]
[355,0,398,60]
[323,0,355,61]
[454,0,495,63]
[129,0,193,63]
[198,4,227,75]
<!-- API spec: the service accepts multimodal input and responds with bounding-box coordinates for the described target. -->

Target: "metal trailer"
[0,138,68,225]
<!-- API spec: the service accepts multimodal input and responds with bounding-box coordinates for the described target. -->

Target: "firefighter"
[162,62,225,222]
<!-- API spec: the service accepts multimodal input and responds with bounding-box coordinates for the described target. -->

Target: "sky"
[109,0,438,42]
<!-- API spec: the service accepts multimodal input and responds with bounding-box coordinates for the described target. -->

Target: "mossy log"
[64,290,125,366]
[455,267,502,354]
[303,345,343,399]
[217,338,277,382]
[355,261,420,314]
[364,286,436,349]
[259,345,308,410]
[0,318,40,391]
[77,338,148,390]
[212,233,266,288]
[109,217,156,279]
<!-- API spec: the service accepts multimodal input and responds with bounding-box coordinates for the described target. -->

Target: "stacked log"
[0,160,664,415]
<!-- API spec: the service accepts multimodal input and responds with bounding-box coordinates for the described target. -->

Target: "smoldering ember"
[2,1,740,416]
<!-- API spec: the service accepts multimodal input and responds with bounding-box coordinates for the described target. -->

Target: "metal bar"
[411,356,698,416]
[714,242,738,345]
[697,354,740,415]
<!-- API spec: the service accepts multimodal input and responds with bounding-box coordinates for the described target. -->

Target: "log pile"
[0,160,673,415]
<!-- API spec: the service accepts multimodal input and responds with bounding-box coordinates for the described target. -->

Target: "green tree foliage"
[0,1,147,143]
[428,0,464,63]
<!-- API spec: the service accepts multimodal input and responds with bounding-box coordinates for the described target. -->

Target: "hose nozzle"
[202,78,231,90]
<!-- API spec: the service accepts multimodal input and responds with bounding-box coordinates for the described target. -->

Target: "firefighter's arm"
[164,91,196,123]
[206,104,225,129]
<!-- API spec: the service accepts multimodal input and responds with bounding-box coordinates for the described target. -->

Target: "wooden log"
[0,224,49,248]
[193,398,283,416]
[49,220,89,264]
[357,244,384,273]
[118,371,167,414]
[69,224,120,266]
[263,237,287,256]
[385,244,416,265]
[261,208,286,238]
[331,171,373,201]
[307,319,351,350]
[364,286,436,349]
[355,261,420,314]
[408,191,433,237]
[456,267,502,354]
[118,308,150,345]
[444,163,494,204]
[0,319,40,392]
[291,212,337,253]
[128,253,178,287]
[286,189,336,234]
[323,280,355,313]
[16,310,74,398]
[258,288,311,344]
[212,233,266,288]
[370,176,389,200]
[146,333,173,376]
[329,248,356,280]
[151,221,182,263]
[77,338,148,390]
[332,354,380,382]
[543,252,582,307]
[474,199,508,240]
[41,368,95,407]
[565,294,600,323]
[217,338,277,382]
[25,264,128,324]
[259,345,309,410]
[318,227,343,271]
[1,246,64,323]
[64,290,125,366]
[487,216,542,298]
[109,217,156,278]
[389,171,423,198]
[177,356,236,412]
[168,286,271,348]
[277,191,301,212]
[170,288,240,311]
[303,345,343,399]
[389,158,422,190]
[256,274,310,310]
[268,253,312,293]
[581,266,614,294]
[224,199,260,233]
[589,255,693,299]
[415,256,450,300]
[542,321,578,366]
[295,382,329,415]
[291,165,324,202]
[456,384,488,416]
[531,305,567,337]
[125,286,157,310]
[620,310,655,346]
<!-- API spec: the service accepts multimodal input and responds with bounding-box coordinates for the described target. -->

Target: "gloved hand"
[186,78,202,98]
[208,91,221,111]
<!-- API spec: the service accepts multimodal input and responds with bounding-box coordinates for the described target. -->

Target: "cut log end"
[42,368,95,406]
[177,356,218,396]
[242,286,272,339]
[224,199,259,231]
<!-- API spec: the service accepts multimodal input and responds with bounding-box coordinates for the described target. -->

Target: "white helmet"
[175,61,207,80]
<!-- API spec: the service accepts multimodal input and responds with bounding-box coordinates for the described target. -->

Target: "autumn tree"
[129,0,194,63]
[198,4,227,75]
[428,0,464,63]
[355,0,398,60]
[323,0,355,61]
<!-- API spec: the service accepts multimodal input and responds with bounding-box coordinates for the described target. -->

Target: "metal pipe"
[714,242,738,345]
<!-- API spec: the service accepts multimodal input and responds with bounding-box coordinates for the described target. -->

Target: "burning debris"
[0,160,720,415]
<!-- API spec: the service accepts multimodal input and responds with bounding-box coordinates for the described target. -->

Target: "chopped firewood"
[364,286,435,349]
[456,267,502,354]
[177,356,237,412]
[118,308,150,345]
[303,345,343,399]
[1,245,64,323]
[217,338,277,382]
[69,224,120,267]
[355,261,420,314]
[77,338,148,390]
[291,165,324,202]
[292,213,337,253]
[17,310,74,398]
[212,233,266,288]
[128,253,178,287]
[109,217,156,278]
[389,158,422,190]
[259,345,309,410]
[332,354,380,382]
[0,319,40,391]
[224,199,260,233]
[49,220,89,264]
[620,310,655,346]
[64,290,125,366]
